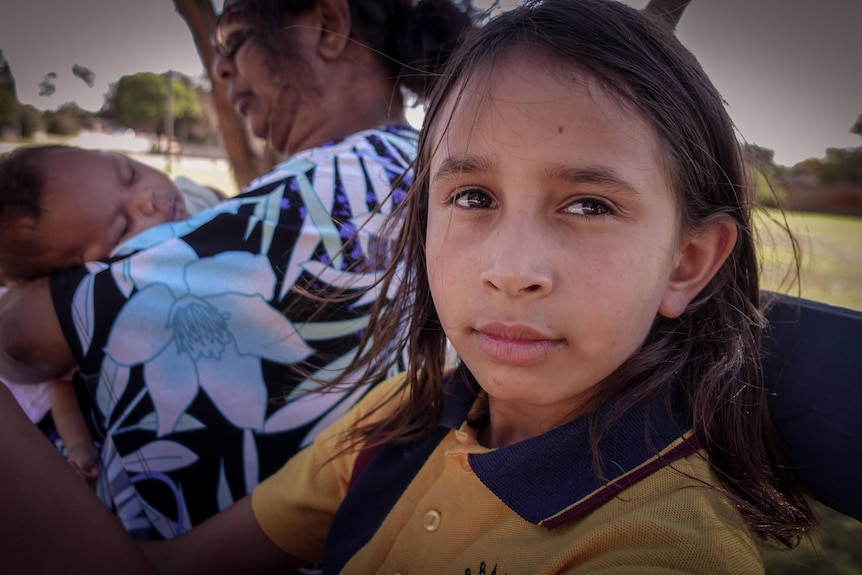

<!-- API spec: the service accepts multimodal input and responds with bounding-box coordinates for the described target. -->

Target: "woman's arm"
[0,382,157,575]
[141,496,305,575]
[0,277,75,384]
[1,381,303,574]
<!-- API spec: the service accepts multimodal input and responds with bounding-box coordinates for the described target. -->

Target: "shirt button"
[423,509,442,532]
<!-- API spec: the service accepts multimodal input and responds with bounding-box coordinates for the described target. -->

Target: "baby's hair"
[0,145,73,281]
[323,0,813,546]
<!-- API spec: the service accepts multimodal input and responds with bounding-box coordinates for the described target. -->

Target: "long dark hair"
[240,0,478,102]
[322,0,813,546]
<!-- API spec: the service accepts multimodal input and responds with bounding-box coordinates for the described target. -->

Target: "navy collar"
[440,365,700,529]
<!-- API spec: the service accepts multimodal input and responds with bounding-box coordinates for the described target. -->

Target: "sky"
[1,0,859,167]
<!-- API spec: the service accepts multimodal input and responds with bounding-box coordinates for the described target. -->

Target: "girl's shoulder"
[342,371,413,428]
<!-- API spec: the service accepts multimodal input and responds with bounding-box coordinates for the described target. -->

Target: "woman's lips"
[473,323,563,365]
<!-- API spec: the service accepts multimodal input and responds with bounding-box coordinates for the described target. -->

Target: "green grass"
[757,209,862,311]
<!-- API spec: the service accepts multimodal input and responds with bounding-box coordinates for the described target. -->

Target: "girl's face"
[425,53,685,427]
[212,0,321,153]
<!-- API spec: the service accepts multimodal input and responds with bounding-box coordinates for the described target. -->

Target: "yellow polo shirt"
[252,367,762,574]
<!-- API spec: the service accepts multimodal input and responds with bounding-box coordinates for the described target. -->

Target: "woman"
[0,0,476,542]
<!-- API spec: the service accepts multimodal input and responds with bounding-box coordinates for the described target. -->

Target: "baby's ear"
[658,215,738,319]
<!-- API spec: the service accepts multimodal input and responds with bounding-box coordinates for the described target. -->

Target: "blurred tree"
[173,0,272,190]
[18,104,44,139]
[106,71,203,136]
[744,143,777,168]
[0,51,18,130]
[815,147,862,185]
[851,113,862,141]
[170,74,205,125]
[742,143,789,208]
[44,102,84,135]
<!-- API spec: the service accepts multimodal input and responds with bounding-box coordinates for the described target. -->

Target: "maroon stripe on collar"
[540,434,703,529]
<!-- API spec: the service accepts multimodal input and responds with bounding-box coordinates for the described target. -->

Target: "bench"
[762,292,862,521]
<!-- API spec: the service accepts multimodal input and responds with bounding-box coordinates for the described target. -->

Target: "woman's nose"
[212,52,235,82]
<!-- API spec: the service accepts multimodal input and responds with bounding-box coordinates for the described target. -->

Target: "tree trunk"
[644,0,692,30]
[172,0,271,191]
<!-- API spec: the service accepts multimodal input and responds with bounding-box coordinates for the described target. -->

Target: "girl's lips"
[473,323,564,365]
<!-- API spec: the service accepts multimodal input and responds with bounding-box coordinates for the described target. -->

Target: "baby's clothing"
[173,176,226,215]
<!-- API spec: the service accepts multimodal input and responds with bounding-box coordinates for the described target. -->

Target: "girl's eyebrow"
[547,164,640,195]
[432,154,494,180]
[433,154,640,195]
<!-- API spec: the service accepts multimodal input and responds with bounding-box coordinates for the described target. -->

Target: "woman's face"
[212,0,319,153]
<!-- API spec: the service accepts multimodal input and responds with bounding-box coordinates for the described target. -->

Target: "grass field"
[757,209,862,311]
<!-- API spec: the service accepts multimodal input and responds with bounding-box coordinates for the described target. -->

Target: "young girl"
[0,0,812,572]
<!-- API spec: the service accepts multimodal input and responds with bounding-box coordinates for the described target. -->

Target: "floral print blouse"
[50,126,417,539]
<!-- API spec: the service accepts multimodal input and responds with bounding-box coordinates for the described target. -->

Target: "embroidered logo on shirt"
[465,562,506,575]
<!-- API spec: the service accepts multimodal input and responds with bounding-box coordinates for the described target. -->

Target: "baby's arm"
[0,277,75,384]
[51,373,99,487]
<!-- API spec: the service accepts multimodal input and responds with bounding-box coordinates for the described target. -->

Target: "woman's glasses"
[212,1,254,58]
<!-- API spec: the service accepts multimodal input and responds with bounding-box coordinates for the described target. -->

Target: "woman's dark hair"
[0,145,70,280]
[239,0,479,102]
[322,0,814,547]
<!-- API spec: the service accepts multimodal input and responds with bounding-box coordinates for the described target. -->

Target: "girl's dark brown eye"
[453,188,496,209]
[564,197,613,217]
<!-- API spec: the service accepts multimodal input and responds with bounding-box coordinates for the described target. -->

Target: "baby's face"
[25,148,190,275]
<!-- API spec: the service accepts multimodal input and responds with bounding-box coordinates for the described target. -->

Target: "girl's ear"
[315,0,351,60]
[658,215,738,319]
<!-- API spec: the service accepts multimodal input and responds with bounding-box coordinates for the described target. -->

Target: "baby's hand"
[66,442,100,489]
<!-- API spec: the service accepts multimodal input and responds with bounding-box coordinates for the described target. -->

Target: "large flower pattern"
[60,127,417,538]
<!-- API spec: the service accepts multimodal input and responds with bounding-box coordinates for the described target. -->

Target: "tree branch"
[173,0,270,190]
[644,0,692,30]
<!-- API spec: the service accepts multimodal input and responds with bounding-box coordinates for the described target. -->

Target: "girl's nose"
[480,218,553,298]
